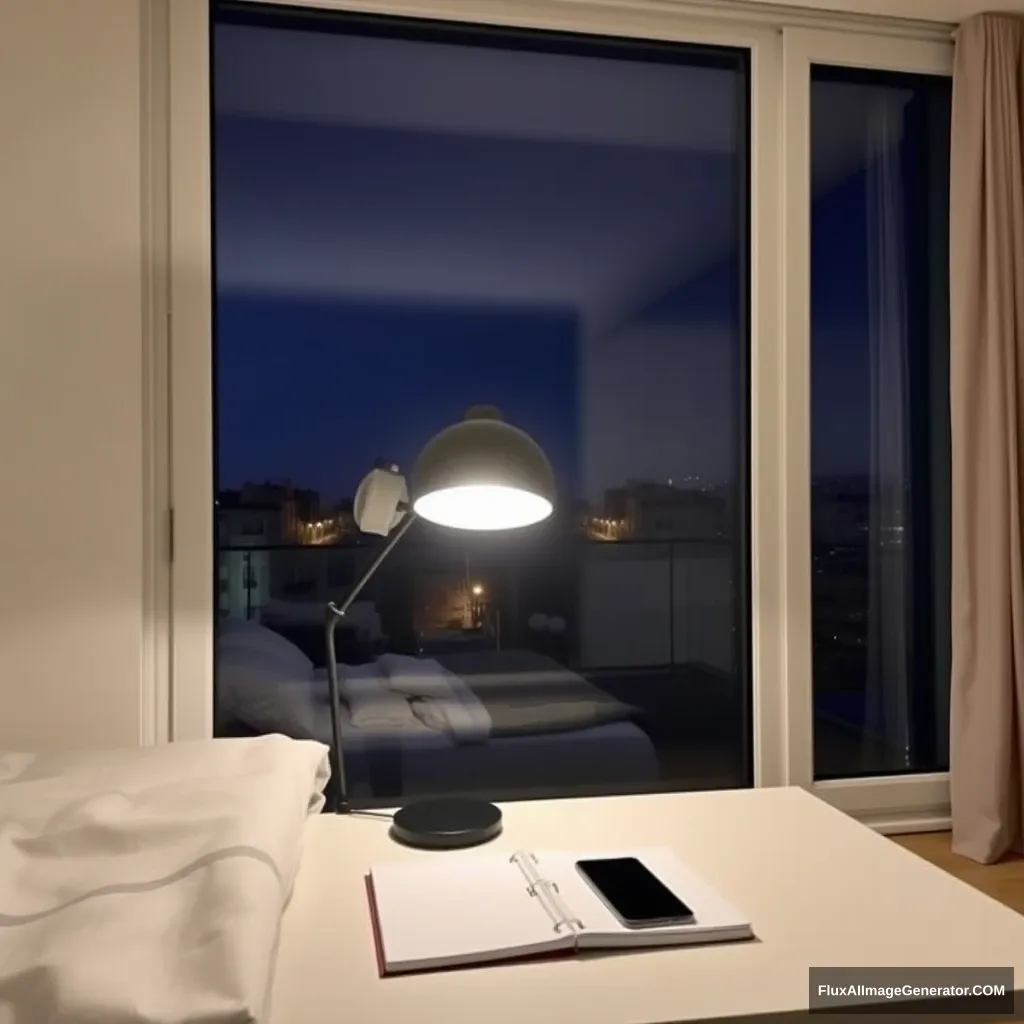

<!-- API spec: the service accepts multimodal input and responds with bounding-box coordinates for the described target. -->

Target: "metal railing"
[217,536,739,673]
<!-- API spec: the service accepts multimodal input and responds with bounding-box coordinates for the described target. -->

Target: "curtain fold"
[949,13,1024,864]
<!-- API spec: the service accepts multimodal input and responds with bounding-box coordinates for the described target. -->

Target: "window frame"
[781,27,953,828]
[169,0,215,742]
[165,0,954,829]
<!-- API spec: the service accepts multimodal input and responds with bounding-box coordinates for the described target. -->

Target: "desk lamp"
[324,405,555,849]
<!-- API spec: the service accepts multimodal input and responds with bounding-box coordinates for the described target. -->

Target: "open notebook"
[367,846,753,975]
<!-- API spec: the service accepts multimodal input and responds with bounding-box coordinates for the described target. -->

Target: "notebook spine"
[510,851,584,937]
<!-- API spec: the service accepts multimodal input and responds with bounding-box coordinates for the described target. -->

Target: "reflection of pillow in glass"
[217,618,313,677]
[548,616,566,634]
[216,644,318,740]
[376,654,453,698]
[348,690,416,731]
[312,662,385,704]
[528,613,550,631]
[316,659,416,731]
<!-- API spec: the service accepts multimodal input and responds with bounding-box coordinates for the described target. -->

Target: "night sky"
[213,22,944,504]
[216,293,581,499]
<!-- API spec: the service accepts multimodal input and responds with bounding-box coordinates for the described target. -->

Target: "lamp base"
[389,798,502,850]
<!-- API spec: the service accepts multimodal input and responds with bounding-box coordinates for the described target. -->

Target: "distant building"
[292,487,321,523]
[603,486,629,520]
[238,480,305,542]
[591,481,728,541]
[630,490,727,541]
[216,493,279,619]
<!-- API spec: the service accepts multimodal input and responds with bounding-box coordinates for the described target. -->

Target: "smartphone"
[575,856,694,929]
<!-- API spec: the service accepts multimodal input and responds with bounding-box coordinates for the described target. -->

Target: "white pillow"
[312,663,415,731]
[347,689,416,730]
[312,661,383,703]
[376,653,450,698]
[216,641,319,740]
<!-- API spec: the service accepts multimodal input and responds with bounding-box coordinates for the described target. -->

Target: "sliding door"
[782,29,953,825]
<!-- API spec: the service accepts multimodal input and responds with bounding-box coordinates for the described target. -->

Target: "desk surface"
[269,787,1024,1023]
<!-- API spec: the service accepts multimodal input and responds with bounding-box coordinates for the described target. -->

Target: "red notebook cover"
[365,874,388,978]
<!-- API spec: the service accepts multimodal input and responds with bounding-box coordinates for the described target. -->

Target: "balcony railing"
[217,536,739,675]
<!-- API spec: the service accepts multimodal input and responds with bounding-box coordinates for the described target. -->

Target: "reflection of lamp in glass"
[469,583,486,629]
[324,406,555,849]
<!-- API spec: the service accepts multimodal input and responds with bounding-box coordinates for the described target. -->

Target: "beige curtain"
[950,13,1024,864]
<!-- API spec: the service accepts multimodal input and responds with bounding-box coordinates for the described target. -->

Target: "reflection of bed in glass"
[339,713,657,802]
[215,621,658,802]
[340,648,658,801]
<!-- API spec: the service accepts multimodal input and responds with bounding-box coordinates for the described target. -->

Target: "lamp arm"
[324,511,417,813]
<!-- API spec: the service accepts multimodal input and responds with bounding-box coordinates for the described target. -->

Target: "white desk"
[269,787,1024,1023]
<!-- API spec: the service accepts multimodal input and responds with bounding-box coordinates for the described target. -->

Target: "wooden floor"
[892,831,1024,915]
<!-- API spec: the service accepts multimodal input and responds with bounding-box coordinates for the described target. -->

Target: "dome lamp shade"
[410,406,555,531]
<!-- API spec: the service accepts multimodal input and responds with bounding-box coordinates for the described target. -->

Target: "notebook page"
[370,854,568,972]
[539,847,753,948]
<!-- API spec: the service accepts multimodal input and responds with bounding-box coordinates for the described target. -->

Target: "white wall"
[0,1,149,751]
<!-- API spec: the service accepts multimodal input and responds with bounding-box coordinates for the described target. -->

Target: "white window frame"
[781,26,953,829]
[169,0,215,743]
[164,0,953,829]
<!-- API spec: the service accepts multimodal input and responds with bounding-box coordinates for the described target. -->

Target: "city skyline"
[217,468,874,510]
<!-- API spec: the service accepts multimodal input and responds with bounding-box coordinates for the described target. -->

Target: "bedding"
[335,712,658,800]
[374,650,638,741]
[339,672,418,730]
[0,735,329,1024]
[376,653,491,743]
[432,649,640,738]
[214,622,637,751]
[309,664,419,731]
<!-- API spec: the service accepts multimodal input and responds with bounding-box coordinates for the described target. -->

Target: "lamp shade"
[410,406,556,530]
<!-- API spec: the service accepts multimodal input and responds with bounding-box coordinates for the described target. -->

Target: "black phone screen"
[575,857,694,926]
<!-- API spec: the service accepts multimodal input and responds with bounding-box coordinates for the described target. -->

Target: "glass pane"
[213,9,751,806]
[810,65,951,779]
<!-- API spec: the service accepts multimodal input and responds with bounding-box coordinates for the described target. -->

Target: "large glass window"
[810,65,951,779]
[212,4,750,805]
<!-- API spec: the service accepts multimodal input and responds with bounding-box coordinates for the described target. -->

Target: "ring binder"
[510,851,585,939]
[369,846,754,975]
